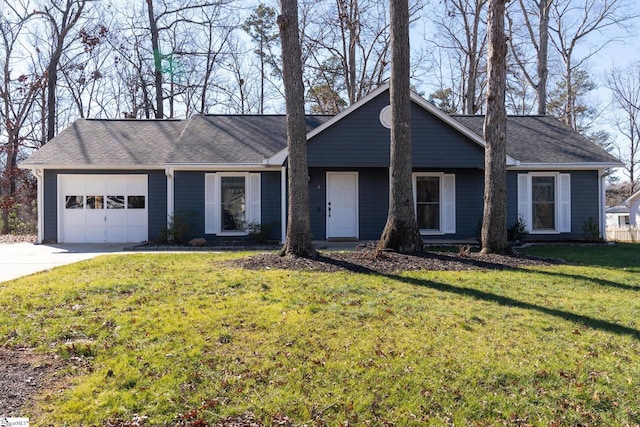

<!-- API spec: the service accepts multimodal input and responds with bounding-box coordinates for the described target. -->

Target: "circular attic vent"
[379,105,392,129]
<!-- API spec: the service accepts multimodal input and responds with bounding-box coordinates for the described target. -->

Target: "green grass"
[1,244,640,426]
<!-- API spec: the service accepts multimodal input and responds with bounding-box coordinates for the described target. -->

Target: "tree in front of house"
[278,0,316,257]
[377,0,423,254]
[480,0,510,254]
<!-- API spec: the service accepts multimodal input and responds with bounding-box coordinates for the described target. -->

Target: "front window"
[532,176,555,230]
[220,176,246,232]
[415,175,440,231]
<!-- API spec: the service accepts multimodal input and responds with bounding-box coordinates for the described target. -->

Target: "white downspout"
[281,166,287,244]
[32,169,44,244]
[598,169,606,240]
[165,168,174,227]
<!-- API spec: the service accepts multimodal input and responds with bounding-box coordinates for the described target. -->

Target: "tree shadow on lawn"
[316,254,640,341]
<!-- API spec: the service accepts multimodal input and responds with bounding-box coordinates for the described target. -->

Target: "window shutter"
[204,173,217,234]
[442,174,456,233]
[517,174,531,231]
[558,173,571,232]
[247,173,261,225]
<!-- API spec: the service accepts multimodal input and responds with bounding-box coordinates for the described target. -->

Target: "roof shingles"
[452,115,620,164]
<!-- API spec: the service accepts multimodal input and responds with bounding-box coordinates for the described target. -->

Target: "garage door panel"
[59,174,148,243]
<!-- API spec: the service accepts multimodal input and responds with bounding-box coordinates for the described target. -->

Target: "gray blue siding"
[307,90,485,169]
[308,167,486,241]
[507,170,601,239]
[173,170,282,242]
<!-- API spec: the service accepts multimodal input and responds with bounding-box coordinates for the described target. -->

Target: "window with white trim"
[518,173,571,233]
[412,173,456,234]
[205,173,261,235]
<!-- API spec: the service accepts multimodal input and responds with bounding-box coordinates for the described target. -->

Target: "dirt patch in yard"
[0,347,61,418]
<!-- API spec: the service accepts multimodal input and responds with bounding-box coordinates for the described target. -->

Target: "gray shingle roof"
[20,118,186,167]
[168,115,331,164]
[21,115,331,168]
[20,111,620,169]
[452,115,620,164]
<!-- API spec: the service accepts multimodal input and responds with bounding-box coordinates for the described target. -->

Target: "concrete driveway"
[0,242,130,283]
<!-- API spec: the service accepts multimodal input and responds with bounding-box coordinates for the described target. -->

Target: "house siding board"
[570,170,599,236]
[174,171,206,240]
[43,169,162,243]
[308,169,328,240]
[174,170,282,242]
[43,170,58,242]
[411,106,485,168]
[260,171,282,240]
[307,91,484,169]
[507,170,600,239]
[147,170,167,242]
[359,169,389,240]
[450,169,484,238]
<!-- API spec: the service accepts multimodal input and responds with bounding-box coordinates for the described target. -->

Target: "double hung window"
[412,173,456,234]
[518,173,571,233]
[205,173,261,235]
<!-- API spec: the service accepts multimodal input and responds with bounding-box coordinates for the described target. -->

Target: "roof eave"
[167,163,281,171]
[508,162,624,170]
[18,163,166,170]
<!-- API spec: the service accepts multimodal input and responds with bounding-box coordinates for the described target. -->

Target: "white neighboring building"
[606,205,630,227]
[626,191,640,227]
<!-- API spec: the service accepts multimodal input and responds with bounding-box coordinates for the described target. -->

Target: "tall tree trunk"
[278,0,316,258]
[45,0,86,142]
[377,0,423,254]
[147,0,164,119]
[481,0,509,254]
[536,0,550,115]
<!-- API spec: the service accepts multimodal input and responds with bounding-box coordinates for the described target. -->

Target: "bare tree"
[278,0,316,257]
[305,0,424,106]
[607,64,640,193]
[548,0,635,130]
[35,0,87,142]
[507,0,551,115]
[428,0,488,114]
[377,0,423,253]
[0,3,44,233]
[481,0,509,254]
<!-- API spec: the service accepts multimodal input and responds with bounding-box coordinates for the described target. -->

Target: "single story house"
[625,190,640,227]
[606,205,630,228]
[20,85,622,244]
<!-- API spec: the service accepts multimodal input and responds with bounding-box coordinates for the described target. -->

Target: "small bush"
[507,216,529,243]
[156,211,192,244]
[247,222,275,243]
[582,216,601,240]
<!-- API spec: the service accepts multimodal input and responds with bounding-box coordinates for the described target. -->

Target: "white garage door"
[59,175,148,243]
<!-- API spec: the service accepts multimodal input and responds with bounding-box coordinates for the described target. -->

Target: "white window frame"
[518,172,571,234]
[205,172,261,236]
[412,172,456,235]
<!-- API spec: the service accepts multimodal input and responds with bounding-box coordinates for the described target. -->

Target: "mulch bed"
[227,247,558,274]
[0,235,37,244]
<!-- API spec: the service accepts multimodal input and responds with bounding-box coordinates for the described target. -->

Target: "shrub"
[246,222,275,243]
[582,216,601,240]
[156,211,192,244]
[507,215,529,243]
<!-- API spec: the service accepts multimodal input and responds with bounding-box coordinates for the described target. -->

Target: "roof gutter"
[508,162,623,171]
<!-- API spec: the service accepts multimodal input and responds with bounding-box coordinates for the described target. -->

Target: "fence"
[606,227,640,242]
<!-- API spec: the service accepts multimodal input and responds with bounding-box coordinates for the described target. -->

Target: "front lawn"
[1,244,640,426]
